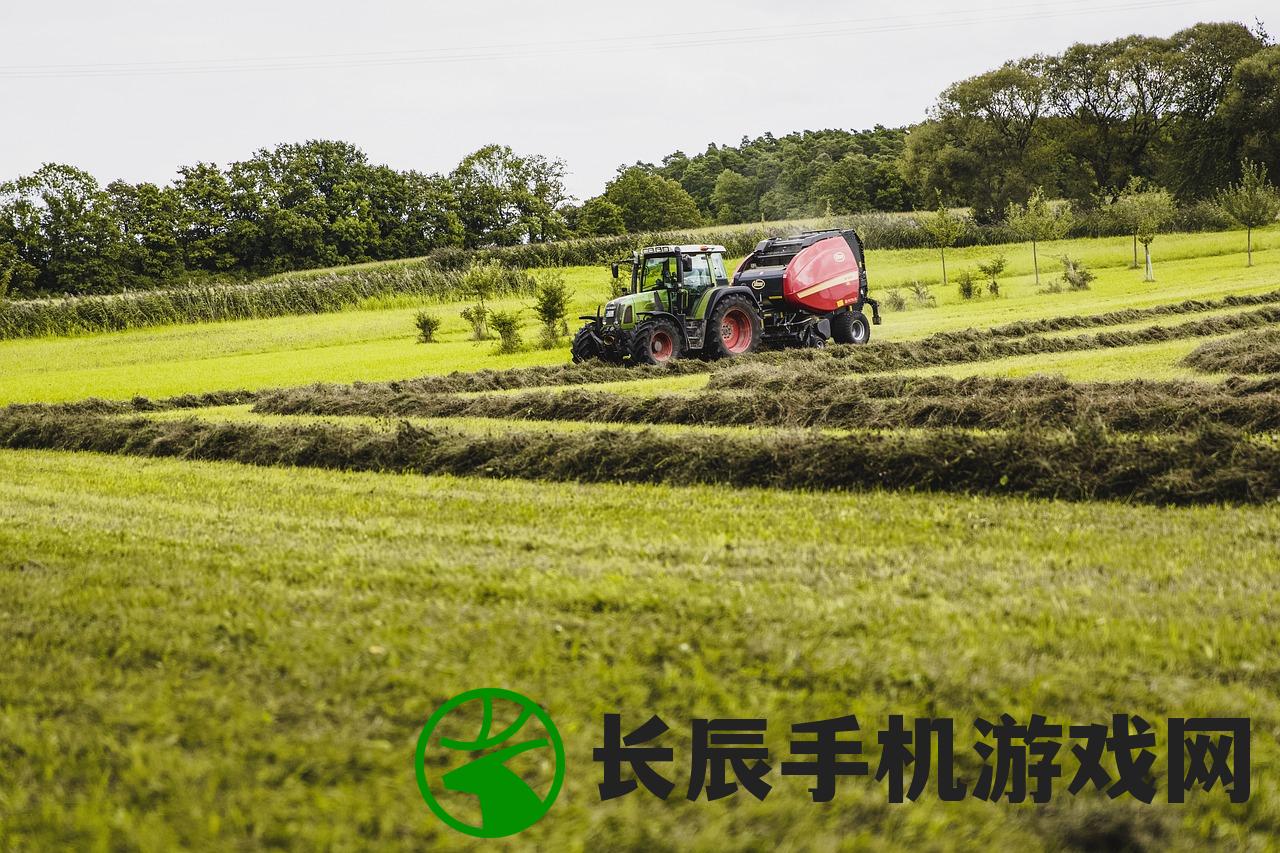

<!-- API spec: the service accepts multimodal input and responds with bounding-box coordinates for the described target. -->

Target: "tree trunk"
[1131,233,1138,269]
[1248,227,1253,267]
[1144,244,1154,282]
[1032,239,1040,287]
[940,247,948,287]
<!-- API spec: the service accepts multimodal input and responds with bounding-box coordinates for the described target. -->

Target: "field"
[2,225,1279,850]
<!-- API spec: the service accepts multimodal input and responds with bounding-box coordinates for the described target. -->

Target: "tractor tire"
[707,294,763,359]
[630,317,682,366]
[571,324,604,363]
[830,310,871,345]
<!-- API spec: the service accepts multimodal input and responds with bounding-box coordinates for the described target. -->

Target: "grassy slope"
[2,450,1278,850]
[2,228,1277,405]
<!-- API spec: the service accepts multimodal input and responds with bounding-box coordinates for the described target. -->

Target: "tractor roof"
[640,244,727,255]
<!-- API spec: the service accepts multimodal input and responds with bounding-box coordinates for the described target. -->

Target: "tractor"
[570,229,880,365]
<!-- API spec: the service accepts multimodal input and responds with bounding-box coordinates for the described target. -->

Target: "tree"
[710,169,757,223]
[106,180,185,286]
[1107,178,1154,269]
[1129,186,1177,281]
[601,167,702,232]
[1005,187,1073,287]
[919,197,965,287]
[0,242,15,300]
[1218,160,1280,266]
[576,197,626,236]
[0,164,125,294]
[924,58,1053,220]
[450,145,570,247]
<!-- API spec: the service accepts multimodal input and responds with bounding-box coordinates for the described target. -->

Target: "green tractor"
[571,231,879,365]
[571,243,755,365]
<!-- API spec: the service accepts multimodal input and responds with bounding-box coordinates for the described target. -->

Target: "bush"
[956,269,979,300]
[977,253,1006,298]
[1171,199,1235,233]
[488,310,523,353]
[910,281,937,308]
[883,288,908,312]
[531,271,573,348]
[414,311,442,343]
[460,304,490,340]
[1060,256,1095,291]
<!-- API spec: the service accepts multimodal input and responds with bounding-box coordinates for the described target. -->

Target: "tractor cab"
[616,245,729,296]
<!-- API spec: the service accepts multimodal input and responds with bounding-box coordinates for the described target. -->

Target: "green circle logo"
[414,688,564,838]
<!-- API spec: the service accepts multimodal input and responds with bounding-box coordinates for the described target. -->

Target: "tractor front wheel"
[830,310,871,345]
[707,295,763,359]
[571,324,604,363]
[630,317,682,366]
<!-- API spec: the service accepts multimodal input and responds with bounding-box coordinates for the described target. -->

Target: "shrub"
[414,311,442,343]
[531,271,573,348]
[1060,256,1095,291]
[460,304,490,340]
[883,288,908,312]
[956,269,979,300]
[488,310,523,353]
[977,253,1006,298]
[910,281,937,308]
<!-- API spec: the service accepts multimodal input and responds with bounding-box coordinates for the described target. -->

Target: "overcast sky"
[0,0,1268,199]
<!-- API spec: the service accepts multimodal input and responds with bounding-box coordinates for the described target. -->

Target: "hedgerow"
[0,261,536,339]
[0,409,1273,504]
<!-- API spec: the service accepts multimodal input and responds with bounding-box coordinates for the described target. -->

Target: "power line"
[0,0,1214,79]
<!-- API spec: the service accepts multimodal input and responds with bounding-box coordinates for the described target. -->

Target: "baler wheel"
[831,310,871,345]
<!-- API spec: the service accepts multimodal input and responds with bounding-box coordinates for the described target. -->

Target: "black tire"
[630,317,682,366]
[570,324,603,363]
[830,310,871,345]
[706,294,763,359]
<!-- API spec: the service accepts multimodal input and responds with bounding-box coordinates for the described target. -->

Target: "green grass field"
[2,227,1276,405]
[2,224,1279,850]
[3,451,1277,850]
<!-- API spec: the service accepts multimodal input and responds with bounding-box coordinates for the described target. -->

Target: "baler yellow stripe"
[795,272,859,299]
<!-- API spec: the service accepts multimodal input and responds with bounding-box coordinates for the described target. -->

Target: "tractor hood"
[602,290,667,330]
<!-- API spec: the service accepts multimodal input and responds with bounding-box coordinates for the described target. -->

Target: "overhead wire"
[0,0,1214,79]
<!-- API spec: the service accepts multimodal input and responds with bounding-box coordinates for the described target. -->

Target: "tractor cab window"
[683,254,713,291]
[639,255,679,291]
[710,253,728,283]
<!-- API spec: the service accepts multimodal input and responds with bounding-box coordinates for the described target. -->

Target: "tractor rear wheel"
[830,310,871,345]
[630,317,682,366]
[707,295,763,359]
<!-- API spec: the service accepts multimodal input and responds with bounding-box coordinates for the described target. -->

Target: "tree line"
[600,21,1276,229]
[2,20,1277,299]
[0,142,569,297]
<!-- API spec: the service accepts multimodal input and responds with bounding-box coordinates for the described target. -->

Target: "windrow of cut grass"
[1,409,1275,504]
[0,261,537,340]
[247,304,1280,398]
[249,374,1280,433]
[1182,328,1280,375]
[979,289,1280,337]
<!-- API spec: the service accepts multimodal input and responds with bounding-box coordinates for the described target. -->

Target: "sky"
[0,0,1269,200]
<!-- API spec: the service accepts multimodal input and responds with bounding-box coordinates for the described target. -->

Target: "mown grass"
[2,228,1278,404]
[1183,328,1280,375]
[1,450,1277,850]
[246,373,1280,434]
[2,407,1275,504]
